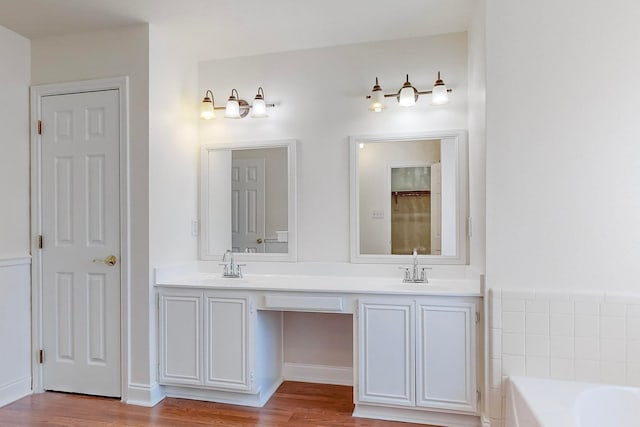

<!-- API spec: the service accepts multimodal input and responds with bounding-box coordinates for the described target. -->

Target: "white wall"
[199,33,473,264]
[485,0,640,291]
[0,25,30,258]
[0,24,31,407]
[148,24,199,396]
[31,24,152,396]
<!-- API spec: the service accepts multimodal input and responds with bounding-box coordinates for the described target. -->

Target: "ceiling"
[0,0,474,60]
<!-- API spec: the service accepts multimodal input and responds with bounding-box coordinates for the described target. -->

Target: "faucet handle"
[419,267,431,283]
[399,266,411,282]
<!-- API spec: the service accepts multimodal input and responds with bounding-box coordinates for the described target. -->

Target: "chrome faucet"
[401,248,430,283]
[220,249,244,278]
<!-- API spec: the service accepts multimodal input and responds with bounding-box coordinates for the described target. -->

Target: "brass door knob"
[256,238,263,244]
[93,255,117,266]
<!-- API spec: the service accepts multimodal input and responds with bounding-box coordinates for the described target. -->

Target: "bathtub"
[506,376,640,427]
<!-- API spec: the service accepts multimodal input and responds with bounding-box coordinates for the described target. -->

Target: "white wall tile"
[550,336,574,359]
[550,300,573,314]
[526,313,549,335]
[490,358,502,389]
[575,338,600,360]
[526,300,549,314]
[626,316,640,341]
[601,339,626,363]
[600,303,625,317]
[503,312,525,333]
[626,363,640,387]
[575,315,599,338]
[627,304,640,318]
[601,362,626,384]
[526,335,549,357]
[490,298,502,329]
[626,340,640,361]
[525,356,549,378]
[601,316,625,340]
[550,358,575,380]
[503,333,525,355]
[575,301,600,315]
[550,314,573,336]
[503,355,525,376]
[490,328,502,358]
[575,360,600,382]
[502,299,525,312]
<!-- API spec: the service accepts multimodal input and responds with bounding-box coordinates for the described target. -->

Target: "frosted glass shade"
[431,84,449,105]
[398,86,416,107]
[200,100,215,120]
[368,89,386,112]
[225,99,240,118]
[251,98,268,118]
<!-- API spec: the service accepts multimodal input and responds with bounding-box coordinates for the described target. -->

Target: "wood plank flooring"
[0,382,434,426]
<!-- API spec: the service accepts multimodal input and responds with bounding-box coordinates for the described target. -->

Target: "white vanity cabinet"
[357,297,478,415]
[158,288,255,393]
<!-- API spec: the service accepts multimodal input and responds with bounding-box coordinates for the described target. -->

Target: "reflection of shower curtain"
[391,192,431,255]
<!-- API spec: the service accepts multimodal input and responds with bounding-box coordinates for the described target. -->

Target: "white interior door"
[231,158,265,253]
[40,89,121,397]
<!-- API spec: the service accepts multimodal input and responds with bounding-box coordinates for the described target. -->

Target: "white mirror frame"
[200,139,298,262]
[349,130,468,264]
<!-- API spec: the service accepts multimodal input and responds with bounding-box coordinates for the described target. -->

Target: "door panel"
[358,299,415,407]
[231,158,265,253]
[41,89,121,397]
[204,294,252,391]
[417,301,476,412]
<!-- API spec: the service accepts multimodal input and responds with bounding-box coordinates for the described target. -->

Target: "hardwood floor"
[0,382,434,427]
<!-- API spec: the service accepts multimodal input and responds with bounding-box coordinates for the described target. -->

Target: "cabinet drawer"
[263,294,343,312]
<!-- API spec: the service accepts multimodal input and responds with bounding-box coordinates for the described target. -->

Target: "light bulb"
[431,71,449,105]
[225,89,241,119]
[398,75,416,107]
[251,87,268,118]
[368,78,386,112]
[200,91,215,120]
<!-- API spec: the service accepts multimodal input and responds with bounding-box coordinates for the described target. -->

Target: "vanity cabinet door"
[204,292,254,392]
[358,299,415,407]
[416,300,477,413]
[158,289,204,386]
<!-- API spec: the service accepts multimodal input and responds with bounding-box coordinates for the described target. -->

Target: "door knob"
[256,238,263,244]
[92,255,117,266]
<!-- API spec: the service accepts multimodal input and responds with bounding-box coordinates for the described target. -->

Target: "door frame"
[30,77,131,400]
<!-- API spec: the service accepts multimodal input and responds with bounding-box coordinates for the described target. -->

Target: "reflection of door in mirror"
[389,163,441,255]
[231,148,288,254]
[359,139,441,255]
[231,158,265,253]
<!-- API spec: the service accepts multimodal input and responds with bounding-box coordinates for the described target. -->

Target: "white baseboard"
[163,377,282,408]
[354,404,481,427]
[126,382,165,407]
[0,376,31,408]
[282,362,353,386]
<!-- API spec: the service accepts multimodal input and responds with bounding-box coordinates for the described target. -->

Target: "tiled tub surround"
[487,289,640,427]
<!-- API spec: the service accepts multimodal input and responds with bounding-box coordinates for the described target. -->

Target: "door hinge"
[467,216,473,238]
[477,390,481,403]
[37,120,42,135]
[37,235,43,249]
[38,349,44,364]
[250,302,255,315]
[475,311,480,324]
[250,371,255,384]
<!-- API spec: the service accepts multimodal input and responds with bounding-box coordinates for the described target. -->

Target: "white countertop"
[155,273,482,297]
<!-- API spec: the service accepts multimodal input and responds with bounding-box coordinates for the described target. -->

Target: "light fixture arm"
[365,72,453,100]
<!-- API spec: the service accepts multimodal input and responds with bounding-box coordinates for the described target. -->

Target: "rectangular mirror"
[349,130,468,264]
[200,139,297,262]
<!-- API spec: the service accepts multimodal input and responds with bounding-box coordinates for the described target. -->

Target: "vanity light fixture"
[366,71,452,112]
[200,87,275,120]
